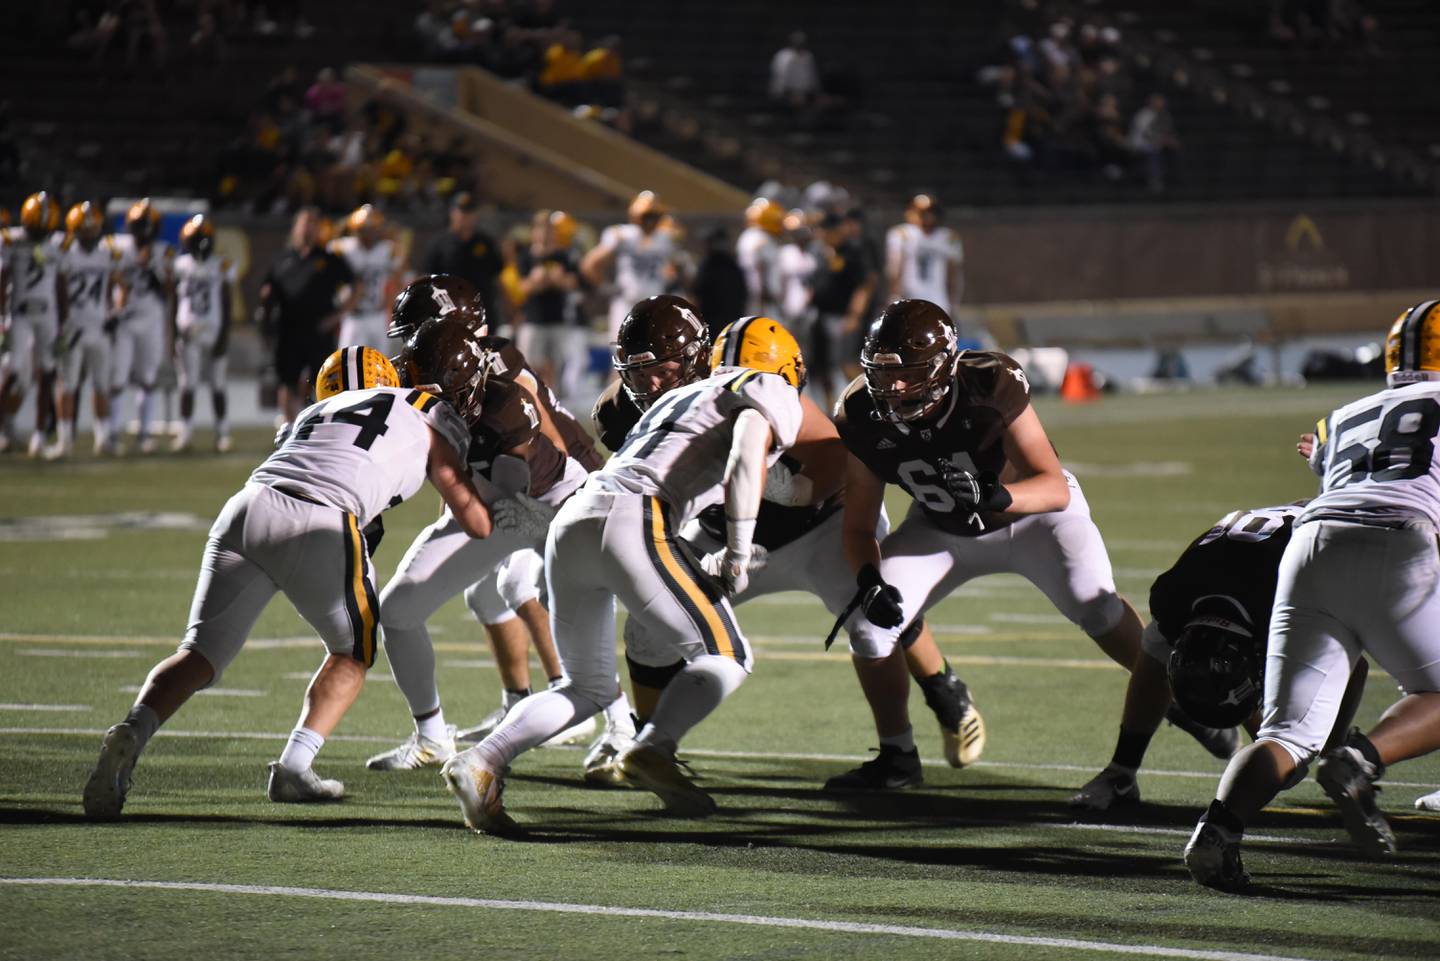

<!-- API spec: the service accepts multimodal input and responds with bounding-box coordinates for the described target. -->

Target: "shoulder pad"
[833,374,871,424]
[416,391,469,460]
[725,368,803,451]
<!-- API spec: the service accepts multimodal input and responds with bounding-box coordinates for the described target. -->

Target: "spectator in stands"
[259,207,358,422]
[690,226,748,341]
[305,68,348,130]
[1130,93,1180,192]
[423,191,505,326]
[770,32,821,108]
[1090,93,1131,180]
[189,9,226,69]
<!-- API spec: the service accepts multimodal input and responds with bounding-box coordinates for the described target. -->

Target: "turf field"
[2,384,1437,961]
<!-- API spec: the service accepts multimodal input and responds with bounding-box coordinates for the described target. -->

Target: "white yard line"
[118,685,267,698]
[0,877,1331,961]
[0,704,91,712]
[16,649,146,659]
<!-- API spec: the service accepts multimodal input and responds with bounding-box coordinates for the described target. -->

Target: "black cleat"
[1166,704,1241,759]
[823,745,924,792]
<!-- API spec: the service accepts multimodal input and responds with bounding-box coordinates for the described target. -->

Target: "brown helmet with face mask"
[400,317,492,426]
[860,298,959,424]
[612,294,711,410]
[389,274,487,341]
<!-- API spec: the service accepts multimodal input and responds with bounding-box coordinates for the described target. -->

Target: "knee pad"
[462,579,514,626]
[1079,591,1127,638]
[1255,735,1316,786]
[377,578,428,630]
[625,654,686,690]
[496,552,544,612]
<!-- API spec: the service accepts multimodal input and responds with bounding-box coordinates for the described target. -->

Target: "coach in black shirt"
[259,207,357,421]
[810,212,874,409]
[423,191,505,325]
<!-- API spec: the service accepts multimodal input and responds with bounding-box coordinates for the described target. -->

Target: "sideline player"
[332,204,403,350]
[593,313,986,783]
[830,299,1146,790]
[1185,301,1440,888]
[885,194,963,316]
[736,197,783,316]
[50,201,121,458]
[170,215,236,452]
[83,345,489,818]
[582,191,683,341]
[110,198,175,454]
[0,191,67,456]
[443,301,807,832]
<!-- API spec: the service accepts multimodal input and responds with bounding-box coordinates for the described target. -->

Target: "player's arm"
[0,262,9,319]
[883,228,903,302]
[841,451,886,575]
[1300,415,1329,475]
[844,273,875,333]
[513,371,568,455]
[774,394,847,505]
[703,409,773,594]
[946,238,963,308]
[580,237,616,287]
[55,264,69,329]
[996,406,1070,514]
[427,427,492,539]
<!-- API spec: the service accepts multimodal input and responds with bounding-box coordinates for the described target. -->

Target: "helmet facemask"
[614,339,710,410]
[862,351,953,424]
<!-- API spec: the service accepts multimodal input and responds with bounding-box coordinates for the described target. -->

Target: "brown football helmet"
[389,274,487,340]
[613,294,710,409]
[400,317,491,425]
[860,299,959,424]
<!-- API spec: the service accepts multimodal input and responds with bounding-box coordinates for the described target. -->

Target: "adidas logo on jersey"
[877,438,896,449]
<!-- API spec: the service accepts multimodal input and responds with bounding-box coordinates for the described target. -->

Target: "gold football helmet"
[347,204,385,236]
[179,214,215,257]
[20,191,62,238]
[1384,300,1440,387]
[711,315,807,390]
[126,198,162,243]
[745,197,785,237]
[316,346,401,400]
[628,190,665,226]
[65,201,104,243]
[549,209,578,248]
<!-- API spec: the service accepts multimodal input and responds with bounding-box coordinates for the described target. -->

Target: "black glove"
[362,516,386,556]
[857,563,904,629]
[938,463,1013,513]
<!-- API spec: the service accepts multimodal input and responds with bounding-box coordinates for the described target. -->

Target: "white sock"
[107,391,125,438]
[604,690,636,737]
[476,687,601,768]
[215,418,229,440]
[137,389,156,438]
[57,420,73,445]
[415,709,448,742]
[380,624,441,717]
[94,419,110,445]
[879,727,916,753]
[122,704,161,751]
[635,655,747,755]
[278,726,325,772]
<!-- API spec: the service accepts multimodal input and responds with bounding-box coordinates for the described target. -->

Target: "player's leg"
[106,324,136,452]
[1,318,38,452]
[132,317,164,452]
[456,572,536,741]
[88,333,114,453]
[84,490,275,818]
[209,341,230,451]
[30,315,59,455]
[47,330,85,459]
[173,332,198,452]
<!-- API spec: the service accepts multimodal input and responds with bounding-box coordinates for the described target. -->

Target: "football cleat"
[582,727,635,787]
[83,723,142,820]
[1415,789,1440,812]
[1184,815,1250,892]
[215,434,233,454]
[26,432,44,458]
[920,670,985,768]
[42,440,71,461]
[540,713,598,748]
[1069,766,1141,811]
[365,729,456,771]
[137,436,158,455]
[442,750,517,834]
[456,705,509,743]
[614,743,716,816]
[1317,745,1397,856]
[266,762,344,803]
[823,744,924,792]
[1165,704,1242,760]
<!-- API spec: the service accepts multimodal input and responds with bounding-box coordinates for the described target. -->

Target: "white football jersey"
[885,223,963,312]
[112,235,174,321]
[593,366,804,524]
[1303,380,1440,528]
[61,235,123,330]
[736,226,780,313]
[777,241,816,321]
[1,229,67,322]
[251,387,469,525]
[331,236,401,317]
[173,252,237,331]
[599,224,678,302]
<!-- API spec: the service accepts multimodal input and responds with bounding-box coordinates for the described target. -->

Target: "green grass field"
[2,385,1438,961]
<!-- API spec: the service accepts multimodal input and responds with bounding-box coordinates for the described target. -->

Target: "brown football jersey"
[835,350,1032,536]
[591,378,643,454]
[468,377,567,497]
[481,335,603,472]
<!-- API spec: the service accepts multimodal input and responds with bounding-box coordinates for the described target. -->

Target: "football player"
[885,195,963,316]
[1185,301,1440,889]
[332,205,404,351]
[0,191,67,456]
[830,299,1146,790]
[82,345,489,818]
[582,190,683,341]
[592,311,986,784]
[1070,504,1305,811]
[170,215,237,453]
[367,292,626,773]
[443,297,807,833]
[50,201,121,458]
[736,197,784,316]
[110,198,175,454]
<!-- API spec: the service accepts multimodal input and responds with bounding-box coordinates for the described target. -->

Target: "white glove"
[701,547,751,598]
[490,492,557,541]
[1068,765,1139,811]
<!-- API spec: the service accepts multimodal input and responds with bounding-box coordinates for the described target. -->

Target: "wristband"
[726,516,757,558]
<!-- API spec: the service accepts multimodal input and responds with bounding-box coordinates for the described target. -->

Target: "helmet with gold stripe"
[1384,300,1440,387]
[745,197,785,237]
[316,346,401,400]
[548,209,578,248]
[179,214,215,258]
[20,191,62,240]
[711,315,806,390]
[65,201,104,247]
[346,204,385,244]
[126,198,162,244]
[628,190,665,230]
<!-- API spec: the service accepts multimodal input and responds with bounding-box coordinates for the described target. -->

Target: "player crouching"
[83,346,491,818]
